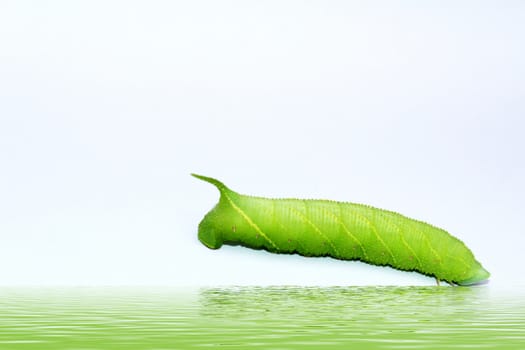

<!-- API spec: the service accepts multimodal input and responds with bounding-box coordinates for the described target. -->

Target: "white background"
[1,1,524,287]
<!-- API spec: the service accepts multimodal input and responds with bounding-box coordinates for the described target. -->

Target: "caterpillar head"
[457,264,490,286]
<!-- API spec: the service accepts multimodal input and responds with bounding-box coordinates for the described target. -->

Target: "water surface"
[0,286,523,349]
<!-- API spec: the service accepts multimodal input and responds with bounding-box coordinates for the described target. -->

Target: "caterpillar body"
[193,174,489,286]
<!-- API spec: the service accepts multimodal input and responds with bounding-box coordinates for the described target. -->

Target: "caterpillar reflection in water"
[192,174,489,286]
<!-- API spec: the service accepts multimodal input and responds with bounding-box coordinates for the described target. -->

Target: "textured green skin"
[193,174,490,286]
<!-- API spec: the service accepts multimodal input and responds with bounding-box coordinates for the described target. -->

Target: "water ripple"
[0,286,524,349]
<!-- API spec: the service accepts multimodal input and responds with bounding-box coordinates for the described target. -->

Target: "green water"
[0,286,524,349]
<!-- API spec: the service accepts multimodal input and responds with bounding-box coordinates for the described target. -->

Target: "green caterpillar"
[192,174,489,286]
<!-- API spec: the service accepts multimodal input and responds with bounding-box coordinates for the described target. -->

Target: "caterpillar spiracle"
[193,174,490,286]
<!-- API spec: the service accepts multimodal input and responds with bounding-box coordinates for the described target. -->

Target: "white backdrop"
[1,1,524,287]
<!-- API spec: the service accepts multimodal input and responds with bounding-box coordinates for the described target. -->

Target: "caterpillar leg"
[435,277,441,286]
